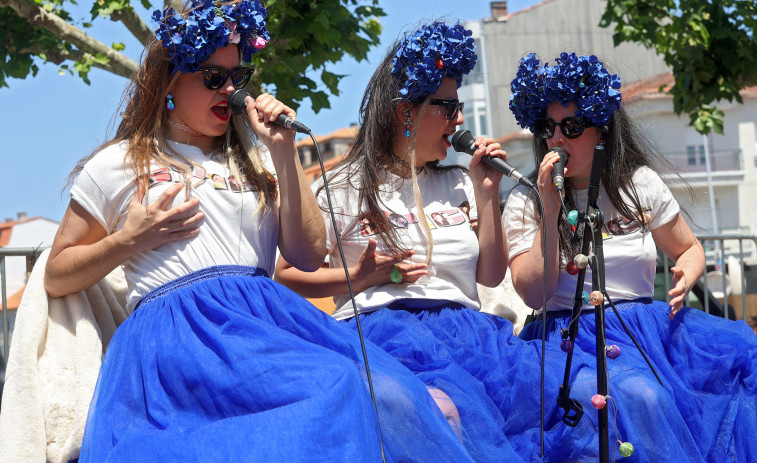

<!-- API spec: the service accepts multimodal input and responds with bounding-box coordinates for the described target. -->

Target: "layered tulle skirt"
[519,299,757,462]
[345,299,757,462]
[78,266,482,462]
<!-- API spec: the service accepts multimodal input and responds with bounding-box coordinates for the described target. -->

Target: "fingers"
[255,93,295,124]
[151,183,185,211]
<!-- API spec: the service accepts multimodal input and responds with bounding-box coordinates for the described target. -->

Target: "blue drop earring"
[404,117,413,137]
[166,92,175,111]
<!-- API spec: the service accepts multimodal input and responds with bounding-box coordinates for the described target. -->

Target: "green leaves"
[1,0,384,114]
[601,0,757,134]
[255,0,384,112]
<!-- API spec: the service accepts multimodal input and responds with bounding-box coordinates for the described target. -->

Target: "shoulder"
[81,141,131,173]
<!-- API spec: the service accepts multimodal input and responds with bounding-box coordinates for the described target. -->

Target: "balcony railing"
[663,149,742,174]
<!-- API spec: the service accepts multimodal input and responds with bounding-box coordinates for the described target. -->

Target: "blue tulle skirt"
[344,303,573,463]
[519,299,757,462]
[78,266,480,462]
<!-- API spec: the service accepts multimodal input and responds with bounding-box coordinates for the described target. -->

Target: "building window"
[686,145,705,165]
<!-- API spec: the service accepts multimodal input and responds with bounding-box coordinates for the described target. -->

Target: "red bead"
[566,261,579,275]
[435,57,444,70]
[591,394,607,409]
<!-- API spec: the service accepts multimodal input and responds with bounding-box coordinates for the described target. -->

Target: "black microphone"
[451,130,534,189]
[228,89,311,134]
[551,147,568,192]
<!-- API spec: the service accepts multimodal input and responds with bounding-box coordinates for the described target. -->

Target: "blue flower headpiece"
[152,0,270,74]
[391,22,477,102]
[509,52,622,131]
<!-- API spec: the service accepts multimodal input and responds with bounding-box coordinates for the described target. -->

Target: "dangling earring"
[404,117,413,138]
[166,92,175,111]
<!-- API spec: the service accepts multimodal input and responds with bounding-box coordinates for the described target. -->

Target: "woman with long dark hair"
[275,22,572,462]
[505,52,757,462]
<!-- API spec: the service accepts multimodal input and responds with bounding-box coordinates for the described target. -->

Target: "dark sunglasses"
[534,116,593,139]
[429,98,464,120]
[198,66,253,90]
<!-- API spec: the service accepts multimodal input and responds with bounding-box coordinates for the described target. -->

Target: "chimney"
[490,1,508,18]
[17,211,27,221]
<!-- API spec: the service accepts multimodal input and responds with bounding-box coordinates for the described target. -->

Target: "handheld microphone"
[229,89,311,134]
[551,147,568,192]
[451,130,534,189]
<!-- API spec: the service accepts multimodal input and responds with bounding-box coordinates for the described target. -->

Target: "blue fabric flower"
[152,0,270,74]
[391,22,477,102]
[509,52,622,131]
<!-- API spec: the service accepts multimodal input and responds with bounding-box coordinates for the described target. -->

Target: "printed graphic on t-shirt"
[144,166,257,193]
[605,207,651,237]
[359,204,471,236]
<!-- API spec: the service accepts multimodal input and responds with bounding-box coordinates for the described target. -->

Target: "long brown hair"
[68,37,277,210]
[317,40,463,259]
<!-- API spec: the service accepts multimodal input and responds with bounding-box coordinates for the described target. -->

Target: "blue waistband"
[135,265,269,310]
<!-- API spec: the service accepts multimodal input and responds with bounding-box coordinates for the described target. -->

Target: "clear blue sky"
[0,0,541,223]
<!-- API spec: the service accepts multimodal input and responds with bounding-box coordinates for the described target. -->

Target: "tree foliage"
[0,0,384,112]
[600,0,757,134]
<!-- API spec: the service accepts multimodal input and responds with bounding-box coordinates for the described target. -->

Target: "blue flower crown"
[152,0,270,74]
[509,53,622,131]
[391,22,477,102]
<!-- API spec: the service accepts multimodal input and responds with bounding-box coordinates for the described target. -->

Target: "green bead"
[619,442,634,457]
[390,265,402,284]
[567,210,579,225]
[582,291,590,304]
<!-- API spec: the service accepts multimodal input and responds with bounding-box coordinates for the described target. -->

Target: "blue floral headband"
[152,0,270,74]
[509,53,622,131]
[391,22,477,102]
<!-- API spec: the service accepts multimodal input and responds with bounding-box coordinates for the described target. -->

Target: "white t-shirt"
[504,166,679,311]
[315,166,481,320]
[71,140,279,310]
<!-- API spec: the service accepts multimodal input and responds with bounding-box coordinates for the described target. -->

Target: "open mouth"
[211,102,230,121]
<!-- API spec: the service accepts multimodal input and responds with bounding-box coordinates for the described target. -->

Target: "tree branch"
[2,0,138,78]
[18,45,126,74]
[111,7,153,47]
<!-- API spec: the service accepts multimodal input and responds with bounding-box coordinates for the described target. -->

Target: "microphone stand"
[556,140,665,462]
[556,141,610,463]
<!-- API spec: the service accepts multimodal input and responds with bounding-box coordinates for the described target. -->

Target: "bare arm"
[467,138,507,287]
[248,93,326,271]
[651,213,705,319]
[274,238,428,297]
[44,182,203,298]
[508,150,565,308]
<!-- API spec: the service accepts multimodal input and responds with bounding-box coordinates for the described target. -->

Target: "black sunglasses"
[198,66,253,90]
[429,98,464,120]
[534,116,593,139]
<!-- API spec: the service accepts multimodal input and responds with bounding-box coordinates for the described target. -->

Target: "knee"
[427,387,462,440]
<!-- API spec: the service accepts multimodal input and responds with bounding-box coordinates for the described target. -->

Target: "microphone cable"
[228,93,388,462]
[307,133,388,463]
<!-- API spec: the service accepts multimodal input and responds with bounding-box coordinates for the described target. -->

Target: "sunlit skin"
[167,45,241,153]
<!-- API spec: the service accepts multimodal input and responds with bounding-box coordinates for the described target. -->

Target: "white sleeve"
[502,185,540,265]
[633,167,680,230]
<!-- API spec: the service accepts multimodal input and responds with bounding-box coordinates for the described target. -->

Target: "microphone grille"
[451,130,474,153]
[229,89,251,115]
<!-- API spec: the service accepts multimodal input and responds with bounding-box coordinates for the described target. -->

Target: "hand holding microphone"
[550,147,568,192]
[451,130,534,189]
[229,89,311,134]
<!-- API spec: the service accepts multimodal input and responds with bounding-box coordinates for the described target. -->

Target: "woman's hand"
[245,93,297,148]
[468,137,505,192]
[668,266,689,319]
[350,238,428,291]
[536,149,565,217]
[118,181,203,253]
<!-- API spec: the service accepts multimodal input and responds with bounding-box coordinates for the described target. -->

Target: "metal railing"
[1,247,46,368]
